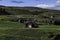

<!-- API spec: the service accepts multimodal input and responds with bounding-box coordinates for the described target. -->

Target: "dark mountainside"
[0,5,60,16]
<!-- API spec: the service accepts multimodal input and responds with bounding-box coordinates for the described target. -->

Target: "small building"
[25,22,39,28]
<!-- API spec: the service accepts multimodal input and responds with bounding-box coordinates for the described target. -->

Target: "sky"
[0,0,60,10]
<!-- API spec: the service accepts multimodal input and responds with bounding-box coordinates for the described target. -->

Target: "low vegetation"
[0,28,60,40]
[0,6,60,40]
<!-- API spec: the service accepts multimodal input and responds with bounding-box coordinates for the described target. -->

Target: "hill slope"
[0,6,60,15]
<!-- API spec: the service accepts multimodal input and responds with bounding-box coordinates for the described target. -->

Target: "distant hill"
[0,5,6,7]
[0,6,60,17]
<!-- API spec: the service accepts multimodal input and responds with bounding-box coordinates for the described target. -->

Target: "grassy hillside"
[0,6,60,20]
[0,6,60,40]
[0,6,60,15]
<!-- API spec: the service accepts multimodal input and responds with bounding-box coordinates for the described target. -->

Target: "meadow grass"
[0,21,60,40]
[0,28,59,40]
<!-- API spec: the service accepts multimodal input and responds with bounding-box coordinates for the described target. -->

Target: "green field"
[0,6,60,40]
[0,21,60,28]
[0,21,24,28]
[0,21,59,40]
[0,28,60,40]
